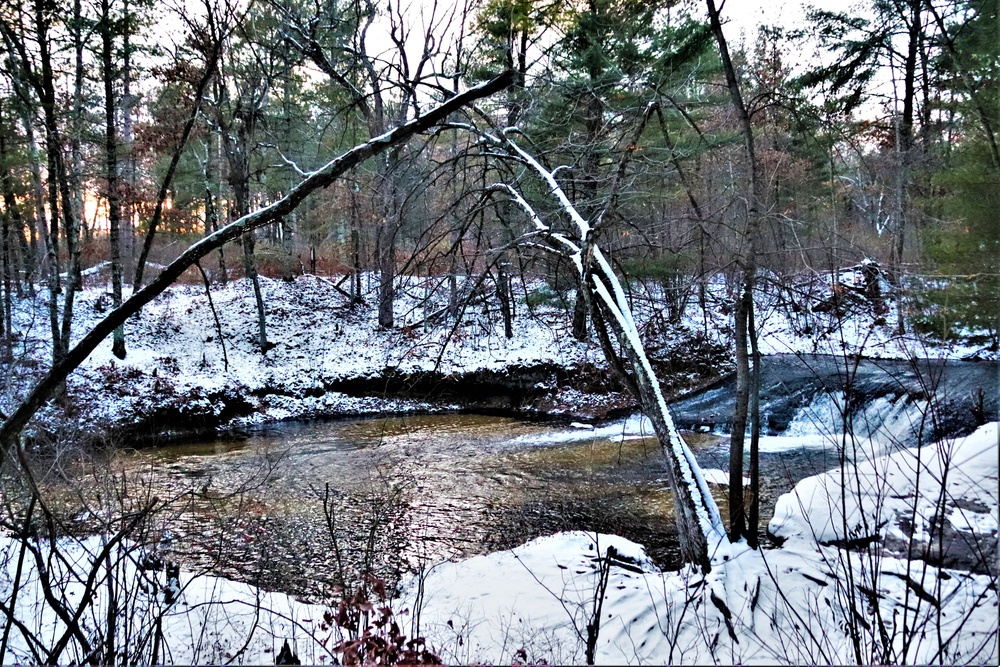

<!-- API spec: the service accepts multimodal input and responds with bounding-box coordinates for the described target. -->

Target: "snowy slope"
[5,263,993,437]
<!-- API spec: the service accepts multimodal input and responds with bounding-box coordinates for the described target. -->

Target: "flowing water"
[120,415,701,599]
[118,355,997,599]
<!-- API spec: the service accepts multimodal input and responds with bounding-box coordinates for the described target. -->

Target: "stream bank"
[8,273,992,446]
[51,324,732,446]
[118,358,732,445]
[98,354,997,602]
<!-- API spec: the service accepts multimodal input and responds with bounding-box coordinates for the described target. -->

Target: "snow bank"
[769,422,999,559]
[5,275,607,432]
[390,425,999,664]
[0,533,334,665]
[394,527,997,664]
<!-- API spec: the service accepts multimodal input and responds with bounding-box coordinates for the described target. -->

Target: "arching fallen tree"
[0,70,516,463]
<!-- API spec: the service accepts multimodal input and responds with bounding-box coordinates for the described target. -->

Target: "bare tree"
[99,0,127,360]
[705,0,763,545]
[133,0,225,289]
[275,0,466,328]
[0,0,84,365]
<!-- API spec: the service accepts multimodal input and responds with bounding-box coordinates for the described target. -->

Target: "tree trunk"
[376,151,402,329]
[33,0,83,365]
[571,65,606,343]
[891,0,921,336]
[706,0,763,543]
[57,130,82,364]
[747,302,761,547]
[2,199,11,358]
[587,250,723,571]
[729,278,750,538]
[26,0,66,364]
[0,122,16,356]
[350,177,362,301]
[102,0,126,360]
[280,66,296,282]
[494,133,728,569]
[281,214,295,282]
[242,231,269,352]
[20,113,44,297]
[206,132,227,283]
[69,0,86,246]
[571,290,589,340]
[376,218,396,328]
[232,175,269,353]
[497,261,513,339]
[121,0,135,274]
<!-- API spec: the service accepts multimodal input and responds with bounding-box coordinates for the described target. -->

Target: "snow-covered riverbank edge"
[397,416,999,663]
[2,422,996,664]
[6,267,994,444]
[6,274,717,441]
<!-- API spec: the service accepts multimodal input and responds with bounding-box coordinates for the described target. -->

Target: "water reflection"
[116,415,699,598]
[115,412,867,600]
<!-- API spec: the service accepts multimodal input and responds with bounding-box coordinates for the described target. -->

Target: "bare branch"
[0,70,516,457]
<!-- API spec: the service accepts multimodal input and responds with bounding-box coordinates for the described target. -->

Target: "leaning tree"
[0,71,517,461]
[478,127,730,572]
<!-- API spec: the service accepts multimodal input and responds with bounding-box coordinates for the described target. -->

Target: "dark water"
[670,354,998,444]
[120,356,997,598]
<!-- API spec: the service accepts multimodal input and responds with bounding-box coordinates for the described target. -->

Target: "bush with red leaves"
[332,578,441,665]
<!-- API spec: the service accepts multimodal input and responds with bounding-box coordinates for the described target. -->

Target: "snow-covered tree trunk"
[488,131,728,570]
[0,71,516,461]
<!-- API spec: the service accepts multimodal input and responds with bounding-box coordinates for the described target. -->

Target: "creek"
[120,355,997,599]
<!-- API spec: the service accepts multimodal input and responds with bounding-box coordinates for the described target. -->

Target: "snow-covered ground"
[3,423,996,664]
[6,274,604,433]
[4,262,994,438]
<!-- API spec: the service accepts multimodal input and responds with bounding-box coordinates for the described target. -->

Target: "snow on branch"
[486,130,730,571]
[0,70,518,457]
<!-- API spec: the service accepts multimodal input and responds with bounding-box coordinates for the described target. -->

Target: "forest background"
[0,0,995,367]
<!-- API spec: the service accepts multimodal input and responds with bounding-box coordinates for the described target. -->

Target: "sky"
[720,0,856,68]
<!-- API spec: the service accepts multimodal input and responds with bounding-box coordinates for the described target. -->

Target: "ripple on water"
[110,414,809,598]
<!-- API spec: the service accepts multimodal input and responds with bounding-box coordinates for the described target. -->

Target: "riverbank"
[5,274,726,441]
[4,267,994,443]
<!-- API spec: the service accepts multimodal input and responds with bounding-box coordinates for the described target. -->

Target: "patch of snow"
[510,413,654,446]
[699,468,751,486]
[769,422,999,551]
[393,527,997,665]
